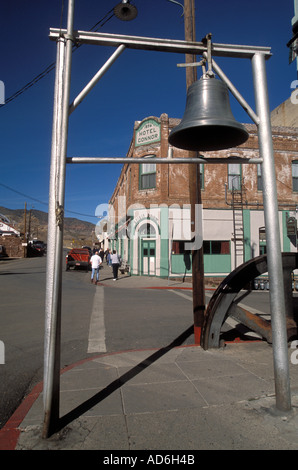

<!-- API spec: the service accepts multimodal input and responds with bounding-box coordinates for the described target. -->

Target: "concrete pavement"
[1,266,298,450]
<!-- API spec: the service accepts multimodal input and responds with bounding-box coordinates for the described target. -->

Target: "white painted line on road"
[170,290,267,315]
[87,286,106,353]
[169,289,266,337]
[169,290,193,301]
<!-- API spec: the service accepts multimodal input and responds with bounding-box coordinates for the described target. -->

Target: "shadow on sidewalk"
[52,325,195,435]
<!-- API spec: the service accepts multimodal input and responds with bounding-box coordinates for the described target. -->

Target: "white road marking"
[87,286,106,353]
[170,289,267,338]
[168,290,193,301]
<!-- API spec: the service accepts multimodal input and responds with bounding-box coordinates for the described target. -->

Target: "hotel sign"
[135,119,161,147]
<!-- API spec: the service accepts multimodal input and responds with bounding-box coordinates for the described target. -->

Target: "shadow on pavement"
[53,325,194,435]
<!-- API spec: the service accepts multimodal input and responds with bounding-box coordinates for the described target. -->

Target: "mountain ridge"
[0,206,96,247]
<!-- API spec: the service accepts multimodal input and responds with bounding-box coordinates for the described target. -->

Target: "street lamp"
[114,1,138,21]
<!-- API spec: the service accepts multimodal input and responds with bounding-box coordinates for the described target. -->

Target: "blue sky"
[0,0,296,225]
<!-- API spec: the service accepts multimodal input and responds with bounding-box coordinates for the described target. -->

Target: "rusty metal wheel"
[201,253,298,350]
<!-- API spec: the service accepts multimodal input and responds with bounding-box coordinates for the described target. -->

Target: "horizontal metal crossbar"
[49,29,272,59]
[66,157,263,164]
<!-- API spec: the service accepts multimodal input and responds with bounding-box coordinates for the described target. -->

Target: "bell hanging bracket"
[169,33,249,152]
[202,33,215,79]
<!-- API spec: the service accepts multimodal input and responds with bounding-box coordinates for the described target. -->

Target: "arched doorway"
[138,222,156,276]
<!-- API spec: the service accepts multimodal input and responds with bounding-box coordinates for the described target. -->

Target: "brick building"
[103,112,298,283]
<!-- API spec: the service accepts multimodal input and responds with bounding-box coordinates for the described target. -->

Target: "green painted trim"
[141,239,156,275]
[160,206,169,277]
[283,211,291,252]
[133,215,161,236]
[171,254,192,274]
[135,118,161,147]
[200,164,204,190]
[129,236,134,273]
[243,209,251,262]
[203,254,231,273]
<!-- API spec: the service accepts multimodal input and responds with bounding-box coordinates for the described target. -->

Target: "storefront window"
[172,241,191,254]
[259,227,266,255]
[203,240,230,254]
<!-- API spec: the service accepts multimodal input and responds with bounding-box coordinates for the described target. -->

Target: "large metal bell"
[169,78,249,151]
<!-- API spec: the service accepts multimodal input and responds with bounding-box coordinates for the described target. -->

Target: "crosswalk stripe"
[87,286,106,353]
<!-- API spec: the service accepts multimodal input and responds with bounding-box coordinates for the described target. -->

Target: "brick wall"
[0,236,24,258]
[109,115,298,214]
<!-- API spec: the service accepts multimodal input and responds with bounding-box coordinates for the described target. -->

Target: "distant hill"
[0,206,96,248]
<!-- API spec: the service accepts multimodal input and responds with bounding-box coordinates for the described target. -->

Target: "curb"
[0,345,197,450]
[0,382,43,450]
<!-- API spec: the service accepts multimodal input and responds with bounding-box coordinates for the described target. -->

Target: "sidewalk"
[96,264,194,290]
[1,269,298,450]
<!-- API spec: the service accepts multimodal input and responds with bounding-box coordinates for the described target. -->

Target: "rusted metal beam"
[229,303,272,343]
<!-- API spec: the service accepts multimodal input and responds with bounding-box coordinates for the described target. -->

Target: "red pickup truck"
[65,248,90,271]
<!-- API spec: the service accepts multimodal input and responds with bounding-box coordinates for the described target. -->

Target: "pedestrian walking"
[99,248,105,262]
[90,250,102,284]
[111,250,121,281]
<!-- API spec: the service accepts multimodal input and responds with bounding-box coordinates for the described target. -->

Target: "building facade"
[103,113,298,284]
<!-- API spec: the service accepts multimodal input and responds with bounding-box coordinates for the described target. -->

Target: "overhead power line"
[2,63,56,106]
[0,181,98,219]
[0,8,115,108]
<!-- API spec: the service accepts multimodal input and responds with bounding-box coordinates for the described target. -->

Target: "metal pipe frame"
[251,53,291,411]
[43,0,74,438]
[69,44,126,114]
[203,54,260,125]
[49,28,272,59]
[43,1,291,439]
[66,157,263,164]
[42,37,65,440]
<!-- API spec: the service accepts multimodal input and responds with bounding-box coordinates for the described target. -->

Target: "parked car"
[66,248,90,271]
[28,239,46,257]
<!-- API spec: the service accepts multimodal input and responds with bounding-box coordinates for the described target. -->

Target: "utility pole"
[184,0,205,344]
[28,208,32,245]
[23,202,27,258]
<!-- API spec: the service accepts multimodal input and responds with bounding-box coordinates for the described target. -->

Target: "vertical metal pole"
[252,53,291,411]
[43,0,75,438]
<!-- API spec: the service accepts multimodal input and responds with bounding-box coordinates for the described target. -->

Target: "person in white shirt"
[90,251,102,284]
[111,250,121,281]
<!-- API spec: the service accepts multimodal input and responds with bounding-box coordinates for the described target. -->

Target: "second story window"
[257,164,263,191]
[292,161,298,192]
[200,164,204,189]
[228,163,241,190]
[139,156,156,190]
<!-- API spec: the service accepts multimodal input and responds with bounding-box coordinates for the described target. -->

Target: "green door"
[141,240,156,275]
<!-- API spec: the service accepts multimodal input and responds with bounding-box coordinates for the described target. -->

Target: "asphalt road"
[0,255,194,429]
[0,253,277,430]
